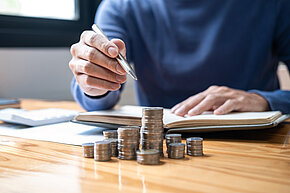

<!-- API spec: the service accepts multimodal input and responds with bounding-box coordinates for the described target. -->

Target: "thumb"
[110,39,127,59]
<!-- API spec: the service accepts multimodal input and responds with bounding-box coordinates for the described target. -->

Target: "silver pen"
[92,24,138,81]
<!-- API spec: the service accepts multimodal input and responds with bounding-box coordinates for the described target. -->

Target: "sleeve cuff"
[71,78,120,111]
[248,89,290,114]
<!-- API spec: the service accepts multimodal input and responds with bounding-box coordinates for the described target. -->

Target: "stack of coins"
[118,126,140,160]
[82,143,94,158]
[106,139,118,157]
[140,107,164,156]
[136,149,160,165]
[168,143,185,159]
[165,134,182,153]
[103,130,118,140]
[94,141,111,161]
[186,137,203,156]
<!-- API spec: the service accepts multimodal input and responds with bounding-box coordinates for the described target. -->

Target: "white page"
[0,122,105,145]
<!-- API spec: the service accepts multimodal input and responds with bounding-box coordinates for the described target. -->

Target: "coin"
[82,143,94,158]
[165,134,182,153]
[94,141,111,161]
[140,107,164,156]
[168,143,185,159]
[186,137,204,156]
[103,130,118,140]
[117,126,140,160]
[137,149,160,165]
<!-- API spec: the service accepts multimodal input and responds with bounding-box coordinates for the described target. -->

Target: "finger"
[171,103,182,113]
[174,94,206,116]
[81,30,119,58]
[214,99,237,115]
[77,74,121,91]
[111,39,126,59]
[214,99,240,115]
[74,43,126,75]
[72,59,126,83]
[187,94,226,116]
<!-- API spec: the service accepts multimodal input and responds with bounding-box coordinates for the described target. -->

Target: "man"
[69,0,290,116]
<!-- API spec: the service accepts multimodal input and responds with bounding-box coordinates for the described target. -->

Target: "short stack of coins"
[168,143,185,159]
[186,137,203,156]
[106,139,118,157]
[136,149,160,165]
[103,130,118,140]
[140,107,164,156]
[82,143,94,158]
[165,134,182,153]
[118,126,140,160]
[94,141,111,161]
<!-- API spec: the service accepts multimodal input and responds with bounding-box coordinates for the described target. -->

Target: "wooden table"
[0,99,289,193]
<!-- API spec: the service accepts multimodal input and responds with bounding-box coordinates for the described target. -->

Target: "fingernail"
[116,64,125,74]
[108,47,118,57]
[116,75,126,82]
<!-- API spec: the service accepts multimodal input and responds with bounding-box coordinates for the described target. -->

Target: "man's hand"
[171,86,270,116]
[69,30,127,97]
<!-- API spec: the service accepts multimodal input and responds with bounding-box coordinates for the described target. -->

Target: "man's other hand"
[171,86,270,116]
[69,30,127,97]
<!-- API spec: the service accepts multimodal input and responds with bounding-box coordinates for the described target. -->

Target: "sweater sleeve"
[71,78,121,111]
[249,89,290,114]
[70,0,131,111]
[249,1,290,114]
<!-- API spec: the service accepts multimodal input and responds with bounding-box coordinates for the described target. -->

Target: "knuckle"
[238,96,246,103]
[219,86,229,92]
[206,94,216,101]
[80,30,90,41]
[70,43,77,55]
[88,33,97,45]
[100,41,111,52]
[83,62,92,74]
[84,76,92,86]
[209,85,218,90]
[85,48,95,61]
[68,60,74,70]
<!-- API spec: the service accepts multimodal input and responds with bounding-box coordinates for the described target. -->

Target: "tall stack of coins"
[140,107,164,156]
[82,143,94,158]
[103,130,118,140]
[186,137,203,156]
[165,134,182,153]
[106,139,118,157]
[118,126,140,160]
[137,149,160,165]
[168,143,185,159]
[94,141,111,161]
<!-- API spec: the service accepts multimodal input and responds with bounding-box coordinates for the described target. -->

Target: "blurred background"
[0,0,288,106]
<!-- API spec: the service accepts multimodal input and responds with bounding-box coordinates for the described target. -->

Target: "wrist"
[250,93,270,111]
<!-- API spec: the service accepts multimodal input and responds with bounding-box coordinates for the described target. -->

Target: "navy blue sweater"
[72,0,290,113]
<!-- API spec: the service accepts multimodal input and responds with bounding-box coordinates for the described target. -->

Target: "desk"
[0,99,289,193]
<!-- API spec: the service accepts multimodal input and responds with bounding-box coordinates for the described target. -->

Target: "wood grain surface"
[0,99,289,193]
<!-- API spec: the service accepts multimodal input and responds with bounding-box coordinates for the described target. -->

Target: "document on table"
[0,122,105,145]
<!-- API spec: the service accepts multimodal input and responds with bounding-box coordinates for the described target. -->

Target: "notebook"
[0,98,20,109]
[74,105,290,132]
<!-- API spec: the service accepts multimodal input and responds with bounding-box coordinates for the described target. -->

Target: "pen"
[92,24,138,81]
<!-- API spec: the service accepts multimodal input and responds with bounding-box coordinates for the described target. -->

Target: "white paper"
[0,122,105,145]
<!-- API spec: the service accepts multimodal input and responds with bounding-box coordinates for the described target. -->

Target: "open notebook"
[74,106,289,133]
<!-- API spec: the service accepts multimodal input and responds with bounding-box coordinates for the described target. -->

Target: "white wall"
[0,48,74,100]
[0,48,137,105]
